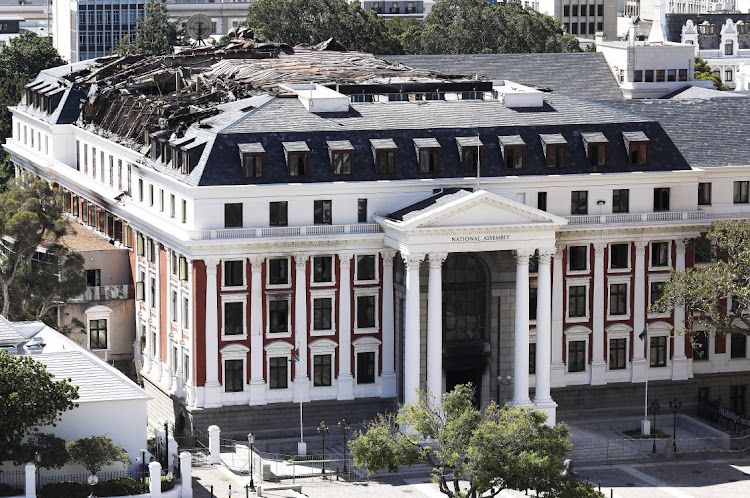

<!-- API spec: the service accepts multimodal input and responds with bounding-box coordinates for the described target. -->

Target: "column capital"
[634,241,648,255]
[249,255,264,271]
[204,258,220,274]
[339,252,354,267]
[380,249,398,266]
[593,242,607,257]
[513,248,535,264]
[554,247,564,260]
[402,253,424,269]
[428,252,448,268]
[675,238,686,253]
[293,253,309,270]
[537,248,555,264]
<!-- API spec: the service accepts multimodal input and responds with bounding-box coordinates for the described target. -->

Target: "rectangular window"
[159,189,164,212]
[224,260,243,287]
[171,291,177,323]
[504,146,524,169]
[170,194,175,218]
[651,242,669,267]
[224,203,243,228]
[269,259,289,285]
[571,191,588,215]
[358,199,368,223]
[634,70,643,82]
[288,152,309,177]
[242,153,264,178]
[109,156,114,187]
[89,319,107,349]
[181,200,187,224]
[179,256,189,281]
[610,243,629,269]
[729,385,747,415]
[461,147,480,173]
[650,281,665,307]
[150,277,156,309]
[668,69,677,82]
[692,331,710,361]
[313,298,333,330]
[269,299,289,333]
[629,142,648,165]
[224,359,243,392]
[224,301,243,335]
[568,285,587,317]
[419,149,440,173]
[568,340,586,372]
[357,295,376,328]
[734,181,749,204]
[650,336,667,367]
[269,357,288,389]
[597,3,604,15]
[588,144,607,167]
[572,4,578,15]
[698,182,712,205]
[609,283,627,315]
[357,352,376,384]
[529,343,536,374]
[269,201,288,227]
[332,151,352,175]
[656,70,665,82]
[645,70,654,82]
[609,338,626,370]
[612,189,629,213]
[731,333,747,359]
[564,4,569,15]
[314,200,332,225]
[183,297,189,327]
[569,246,588,271]
[313,354,332,386]
[679,69,688,82]
[357,255,376,281]
[653,188,670,211]
[538,192,547,211]
[375,150,397,174]
[313,256,333,283]
[86,269,101,287]
[148,239,156,263]
[149,184,154,206]
[138,179,143,202]
[546,144,566,168]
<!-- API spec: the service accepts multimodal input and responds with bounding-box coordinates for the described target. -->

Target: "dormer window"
[623,131,649,166]
[456,136,483,173]
[327,140,354,175]
[461,91,484,100]
[413,138,440,174]
[725,41,734,56]
[540,134,567,168]
[499,135,525,169]
[239,143,265,178]
[581,132,608,168]
[283,141,310,177]
[371,138,397,174]
[699,21,714,35]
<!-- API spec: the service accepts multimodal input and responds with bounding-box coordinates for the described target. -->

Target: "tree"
[0,351,79,460]
[67,435,132,475]
[246,0,403,54]
[115,0,178,55]
[0,33,64,188]
[13,433,70,468]
[349,384,596,497]
[652,220,750,341]
[694,56,727,90]
[0,175,84,320]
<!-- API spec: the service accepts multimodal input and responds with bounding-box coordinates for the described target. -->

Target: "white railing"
[566,211,707,226]
[188,223,383,241]
[71,284,132,302]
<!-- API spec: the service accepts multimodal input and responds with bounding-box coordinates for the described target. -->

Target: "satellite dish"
[186,13,213,44]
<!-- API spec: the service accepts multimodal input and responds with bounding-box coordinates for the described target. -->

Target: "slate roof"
[382,53,624,100]
[0,318,24,346]
[388,188,468,221]
[660,85,746,100]
[665,13,750,49]
[606,97,750,167]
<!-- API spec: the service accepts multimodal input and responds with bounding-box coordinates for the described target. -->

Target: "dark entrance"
[442,253,489,405]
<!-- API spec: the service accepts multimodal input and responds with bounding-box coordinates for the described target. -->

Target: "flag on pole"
[291,347,300,363]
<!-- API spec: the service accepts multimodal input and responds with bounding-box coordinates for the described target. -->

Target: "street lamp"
[648,400,662,454]
[338,419,351,473]
[34,451,41,490]
[137,449,146,486]
[247,432,255,491]
[317,421,330,474]
[669,399,682,453]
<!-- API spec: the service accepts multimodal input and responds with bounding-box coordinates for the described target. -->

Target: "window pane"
[654,188,670,211]
[313,298,332,330]
[698,183,712,206]
[568,340,585,372]
[731,334,747,359]
[313,354,332,386]
[89,319,107,349]
[357,295,376,328]
[270,201,288,227]
[357,352,375,384]
[610,244,629,269]
[224,359,243,392]
[357,255,376,281]
[269,300,289,333]
[224,302,243,335]
[569,286,586,317]
[651,242,668,267]
[609,284,627,315]
[609,338,626,370]
[692,332,710,361]
[269,357,288,389]
[569,246,587,271]
[224,261,243,287]
[612,189,629,213]
[313,256,333,283]
[269,259,288,285]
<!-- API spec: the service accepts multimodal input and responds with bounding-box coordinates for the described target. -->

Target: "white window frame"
[264,341,294,401]
[647,275,670,318]
[266,294,292,338]
[353,288,379,334]
[221,259,247,291]
[648,241,671,270]
[353,336,381,396]
[605,323,632,374]
[606,275,631,320]
[354,254,379,283]
[608,242,631,272]
[310,255,336,287]
[564,326,591,380]
[309,338,337,396]
[647,322,671,371]
[566,278,591,323]
[220,343,249,396]
[221,294,248,340]
[310,289,336,336]
[567,244,590,274]
[85,304,113,351]
[266,256,292,288]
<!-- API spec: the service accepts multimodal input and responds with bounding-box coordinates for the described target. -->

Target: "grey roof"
[282,141,309,152]
[606,97,750,167]
[326,140,354,151]
[456,136,483,148]
[382,53,624,100]
[581,132,609,144]
[539,133,567,145]
[238,143,265,154]
[622,131,650,142]
[388,188,470,222]
[413,138,441,148]
[370,138,397,149]
[0,319,24,346]
[660,85,747,100]
[498,135,525,146]
[665,13,750,49]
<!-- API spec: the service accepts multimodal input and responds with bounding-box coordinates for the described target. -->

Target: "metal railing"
[188,223,383,240]
[40,469,147,487]
[566,210,707,225]
[258,451,360,483]
[0,469,25,489]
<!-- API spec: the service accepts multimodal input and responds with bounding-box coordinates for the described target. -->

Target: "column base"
[152,361,163,381]
[590,361,607,385]
[248,380,267,406]
[203,382,222,408]
[380,372,397,398]
[294,378,311,403]
[671,357,691,381]
[533,399,558,426]
[337,375,354,400]
[550,363,566,387]
[631,358,647,383]
[512,398,534,408]
[195,386,205,408]
[640,419,651,436]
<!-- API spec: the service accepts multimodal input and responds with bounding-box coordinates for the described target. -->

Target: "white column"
[186,259,197,407]
[632,241,648,383]
[427,253,447,401]
[590,243,607,385]
[550,248,566,386]
[513,249,533,406]
[152,248,163,382]
[337,252,354,400]
[249,255,266,405]
[403,253,424,406]
[203,258,221,408]
[294,253,311,402]
[380,249,398,398]
[534,249,557,424]
[672,240,690,380]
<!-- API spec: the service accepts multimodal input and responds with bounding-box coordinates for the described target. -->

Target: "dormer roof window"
[581,132,608,168]
[239,143,265,178]
[498,135,525,169]
[327,140,354,175]
[413,138,440,174]
[283,141,310,177]
[371,138,397,175]
[540,134,567,168]
[700,21,714,35]
[456,136,483,173]
[622,131,649,166]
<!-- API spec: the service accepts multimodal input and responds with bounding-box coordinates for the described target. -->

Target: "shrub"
[39,481,90,498]
[94,477,144,496]
[161,475,176,492]
[0,483,23,497]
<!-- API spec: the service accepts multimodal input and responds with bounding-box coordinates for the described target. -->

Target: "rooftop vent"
[493,80,544,108]
[278,83,350,113]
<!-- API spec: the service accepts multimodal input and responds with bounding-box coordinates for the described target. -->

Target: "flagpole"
[475,133,481,191]
[643,323,650,434]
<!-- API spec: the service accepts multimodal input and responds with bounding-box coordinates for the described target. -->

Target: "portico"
[376,189,567,424]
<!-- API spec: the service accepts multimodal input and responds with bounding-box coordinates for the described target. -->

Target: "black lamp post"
[669,399,682,453]
[138,449,146,486]
[34,451,41,490]
[247,432,255,491]
[338,419,351,473]
[317,421,330,474]
[649,400,662,454]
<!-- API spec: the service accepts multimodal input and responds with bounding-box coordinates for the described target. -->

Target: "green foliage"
[349,384,574,498]
[555,478,604,498]
[39,481,90,498]
[13,433,70,468]
[0,351,79,460]
[0,483,23,497]
[652,220,750,337]
[116,0,178,55]
[95,477,144,496]
[694,56,728,90]
[67,435,132,475]
[161,475,176,492]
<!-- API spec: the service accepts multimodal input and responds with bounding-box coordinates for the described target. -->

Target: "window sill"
[566,270,590,276]
[266,284,292,291]
[221,285,248,292]
[221,333,248,341]
[647,312,671,319]
[310,329,336,337]
[266,331,292,339]
[566,316,590,323]
[606,314,631,321]
[608,267,631,274]
[354,279,379,286]
[354,327,379,335]
[310,281,336,288]
[648,266,671,272]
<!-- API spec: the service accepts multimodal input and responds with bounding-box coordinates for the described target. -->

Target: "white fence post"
[168,437,178,469]
[180,451,192,498]
[149,461,162,497]
[208,425,221,465]
[24,463,35,498]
